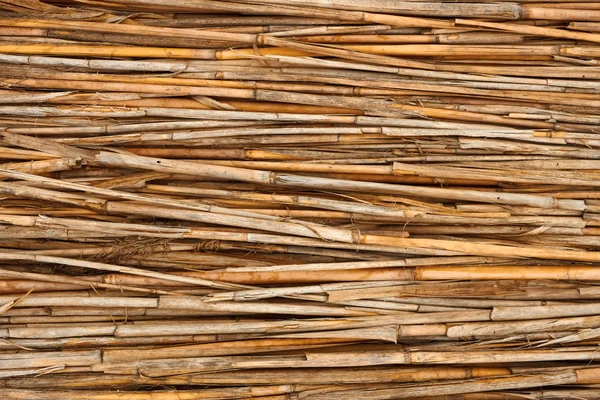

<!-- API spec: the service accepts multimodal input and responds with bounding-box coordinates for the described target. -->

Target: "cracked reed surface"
[2,0,600,398]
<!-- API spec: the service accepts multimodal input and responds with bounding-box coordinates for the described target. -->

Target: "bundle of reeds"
[1,0,600,398]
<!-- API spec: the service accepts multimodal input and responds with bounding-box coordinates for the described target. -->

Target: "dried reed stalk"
[0,0,600,398]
